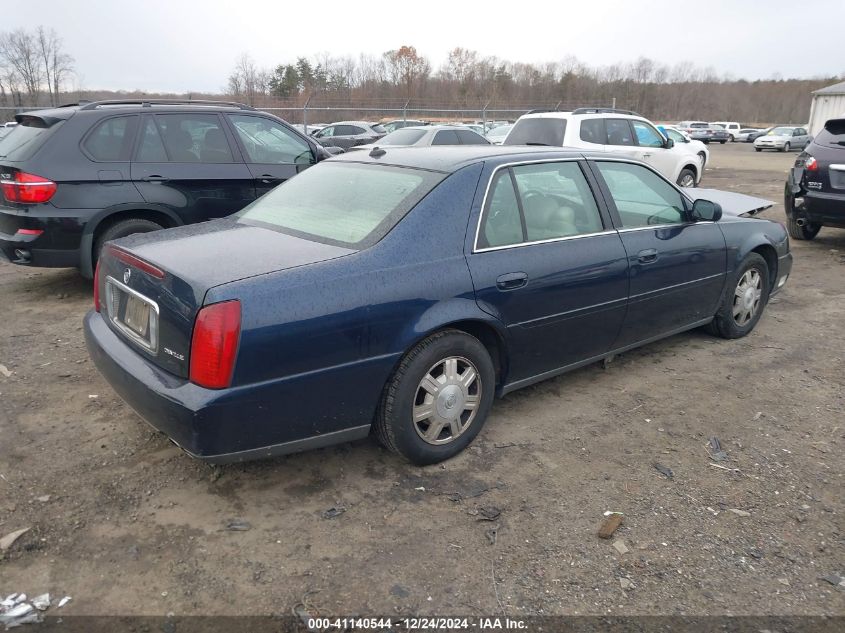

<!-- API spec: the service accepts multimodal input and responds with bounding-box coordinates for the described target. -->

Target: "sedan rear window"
[380,129,427,145]
[238,162,445,248]
[0,116,64,161]
[503,119,566,146]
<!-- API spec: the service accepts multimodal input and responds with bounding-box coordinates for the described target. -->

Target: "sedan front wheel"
[374,330,495,464]
[706,253,770,339]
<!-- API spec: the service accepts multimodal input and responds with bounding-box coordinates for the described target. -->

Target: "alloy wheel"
[412,356,481,445]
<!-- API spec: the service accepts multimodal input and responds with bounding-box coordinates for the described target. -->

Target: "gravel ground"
[1,142,843,618]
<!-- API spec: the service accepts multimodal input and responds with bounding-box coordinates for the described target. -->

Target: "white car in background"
[711,121,741,141]
[659,125,710,179]
[734,128,763,142]
[504,108,704,186]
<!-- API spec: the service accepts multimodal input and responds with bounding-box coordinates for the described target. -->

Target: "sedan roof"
[329,145,587,173]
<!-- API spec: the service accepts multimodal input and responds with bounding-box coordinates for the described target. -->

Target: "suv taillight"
[1,171,57,204]
[804,156,818,171]
[189,301,241,389]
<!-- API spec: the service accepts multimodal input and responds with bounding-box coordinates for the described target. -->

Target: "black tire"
[706,253,770,339]
[94,218,164,264]
[676,168,697,188]
[781,142,790,152]
[786,214,821,240]
[755,148,762,152]
[728,134,735,142]
[374,329,495,465]
[719,140,726,144]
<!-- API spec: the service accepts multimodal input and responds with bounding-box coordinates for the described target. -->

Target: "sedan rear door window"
[512,162,604,240]
[478,170,524,248]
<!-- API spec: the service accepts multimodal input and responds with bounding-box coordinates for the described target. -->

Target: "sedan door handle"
[496,272,528,291]
[637,248,659,264]
[143,175,169,182]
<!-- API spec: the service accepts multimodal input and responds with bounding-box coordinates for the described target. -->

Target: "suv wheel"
[786,214,821,240]
[94,218,165,264]
[676,168,697,188]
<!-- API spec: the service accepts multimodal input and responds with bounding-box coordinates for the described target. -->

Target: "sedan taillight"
[189,301,241,389]
[1,171,57,204]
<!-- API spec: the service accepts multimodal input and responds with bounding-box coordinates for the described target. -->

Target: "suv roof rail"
[572,107,642,117]
[78,99,256,111]
[526,108,561,115]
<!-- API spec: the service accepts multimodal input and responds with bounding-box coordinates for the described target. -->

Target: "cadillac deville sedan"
[84,147,792,465]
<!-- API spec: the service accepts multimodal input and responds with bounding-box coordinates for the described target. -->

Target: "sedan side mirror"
[664,138,675,149]
[691,199,722,222]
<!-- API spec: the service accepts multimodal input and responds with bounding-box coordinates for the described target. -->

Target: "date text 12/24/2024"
[307,617,528,630]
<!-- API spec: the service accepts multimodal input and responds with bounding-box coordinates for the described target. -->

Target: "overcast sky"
[4,0,843,93]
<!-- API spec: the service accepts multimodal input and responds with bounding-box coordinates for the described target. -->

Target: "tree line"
[0,27,75,107]
[226,46,841,124]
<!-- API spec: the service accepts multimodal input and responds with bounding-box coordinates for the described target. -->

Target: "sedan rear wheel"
[374,330,495,464]
[705,253,770,339]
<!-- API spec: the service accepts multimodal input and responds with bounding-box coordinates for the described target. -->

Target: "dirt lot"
[1,142,843,618]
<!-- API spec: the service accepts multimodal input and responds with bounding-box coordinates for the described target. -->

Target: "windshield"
[487,125,512,139]
[503,119,565,145]
[371,124,387,134]
[238,162,445,248]
[769,127,794,135]
[0,117,63,161]
[379,128,427,145]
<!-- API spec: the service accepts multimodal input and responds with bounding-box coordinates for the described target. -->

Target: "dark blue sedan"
[84,147,792,465]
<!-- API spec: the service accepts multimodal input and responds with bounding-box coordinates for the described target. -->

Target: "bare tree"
[227,54,262,104]
[36,26,74,106]
[0,29,44,103]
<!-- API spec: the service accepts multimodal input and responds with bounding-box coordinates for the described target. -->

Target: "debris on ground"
[0,527,30,552]
[292,591,322,630]
[619,578,633,590]
[36,495,50,503]
[477,506,501,521]
[57,597,71,608]
[321,506,346,519]
[613,539,629,555]
[598,512,624,539]
[728,509,751,517]
[225,519,251,531]
[708,436,729,462]
[819,573,845,588]
[485,526,498,545]
[653,463,674,479]
[1,592,63,628]
[0,364,11,378]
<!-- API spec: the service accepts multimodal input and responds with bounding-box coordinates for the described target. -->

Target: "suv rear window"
[0,116,64,162]
[504,118,566,146]
[815,119,845,149]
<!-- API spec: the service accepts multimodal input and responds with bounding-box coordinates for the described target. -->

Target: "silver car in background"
[754,126,812,152]
[346,125,490,151]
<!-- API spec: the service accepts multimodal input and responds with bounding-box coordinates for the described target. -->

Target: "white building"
[808,80,845,136]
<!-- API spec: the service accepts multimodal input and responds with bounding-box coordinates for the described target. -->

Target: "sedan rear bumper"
[84,310,377,463]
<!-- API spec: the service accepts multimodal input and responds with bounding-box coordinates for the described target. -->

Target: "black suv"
[0,99,336,277]
[785,117,845,240]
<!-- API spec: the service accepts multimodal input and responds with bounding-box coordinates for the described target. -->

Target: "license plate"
[124,294,150,337]
[105,277,159,353]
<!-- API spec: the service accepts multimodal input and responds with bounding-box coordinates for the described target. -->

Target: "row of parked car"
[9,97,835,465]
